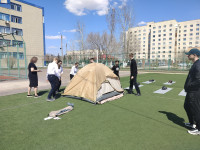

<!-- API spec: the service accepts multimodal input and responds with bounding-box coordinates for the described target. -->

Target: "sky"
[24,0,200,55]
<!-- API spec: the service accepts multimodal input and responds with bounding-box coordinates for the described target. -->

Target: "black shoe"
[27,95,33,97]
[135,93,141,96]
[34,95,41,98]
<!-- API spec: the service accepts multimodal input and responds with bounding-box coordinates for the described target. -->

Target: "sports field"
[0,73,199,150]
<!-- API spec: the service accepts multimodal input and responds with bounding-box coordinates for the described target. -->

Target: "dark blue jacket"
[130,59,138,76]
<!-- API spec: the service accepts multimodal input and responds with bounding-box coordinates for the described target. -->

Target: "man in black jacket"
[128,53,141,96]
[112,60,120,77]
[184,48,200,135]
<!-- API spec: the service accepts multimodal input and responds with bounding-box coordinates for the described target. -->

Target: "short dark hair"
[30,57,38,63]
[115,60,119,63]
[129,53,133,57]
[75,62,79,65]
[90,58,94,60]
[57,60,62,63]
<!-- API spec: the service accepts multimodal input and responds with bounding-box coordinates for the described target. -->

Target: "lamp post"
[58,32,63,63]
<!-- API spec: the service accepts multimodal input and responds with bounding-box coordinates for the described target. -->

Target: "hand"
[46,80,49,82]
[131,76,134,79]
[38,70,42,72]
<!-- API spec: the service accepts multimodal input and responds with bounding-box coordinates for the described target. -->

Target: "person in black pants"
[128,53,141,96]
[46,57,60,102]
[27,57,42,98]
[112,60,120,78]
[184,48,200,135]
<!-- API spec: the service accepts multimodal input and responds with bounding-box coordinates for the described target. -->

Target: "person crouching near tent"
[46,57,60,102]
[112,60,120,78]
[70,62,79,80]
[27,57,42,98]
[90,58,95,63]
[57,60,63,92]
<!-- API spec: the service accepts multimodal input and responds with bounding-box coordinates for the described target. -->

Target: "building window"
[169,37,172,40]
[189,42,192,45]
[143,37,145,40]
[153,31,156,33]
[169,24,173,27]
[12,28,23,36]
[158,43,161,45]
[153,27,156,29]
[0,39,11,47]
[184,25,187,28]
[196,41,199,44]
[169,29,172,31]
[13,52,24,59]
[183,38,186,41]
[190,38,193,40]
[163,34,166,36]
[183,47,186,49]
[190,29,193,32]
[163,29,166,32]
[12,40,23,48]
[169,33,172,36]
[0,26,10,34]
[168,55,171,58]
[190,33,193,36]
[183,42,186,45]
[169,51,171,53]
[158,39,161,41]
[169,46,172,49]
[143,33,146,36]
[163,47,165,50]
[152,47,155,50]
[152,43,155,46]
[184,34,187,36]
[163,25,166,28]
[190,25,193,27]
[143,30,146,32]
[158,30,161,33]
[158,34,161,37]
[197,24,200,26]
[158,51,160,53]
[0,13,10,21]
[196,37,199,40]
[158,47,160,49]
[153,35,155,38]
[197,28,199,31]
[163,38,166,41]
[169,42,172,45]
[10,3,22,12]
[163,42,166,45]
[11,15,22,24]
[153,39,155,42]
[157,55,160,58]
[184,30,187,32]
[159,26,161,29]
[196,33,199,35]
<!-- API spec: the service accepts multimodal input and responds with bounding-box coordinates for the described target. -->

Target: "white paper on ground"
[124,85,144,90]
[53,117,61,120]
[44,116,53,120]
[163,81,176,85]
[179,89,186,96]
[153,88,173,94]
[142,81,156,84]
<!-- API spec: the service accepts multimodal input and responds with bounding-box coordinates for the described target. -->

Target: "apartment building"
[0,0,45,67]
[126,19,200,61]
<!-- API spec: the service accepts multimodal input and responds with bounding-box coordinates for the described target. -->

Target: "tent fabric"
[63,63,124,103]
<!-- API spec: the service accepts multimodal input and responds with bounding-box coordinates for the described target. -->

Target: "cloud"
[48,46,58,49]
[64,0,109,16]
[45,35,66,40]
[138,21,147,26]
[63,29,77,33]
[118,0,127,8]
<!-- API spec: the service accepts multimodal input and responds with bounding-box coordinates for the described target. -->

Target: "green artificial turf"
[0,73,200,150]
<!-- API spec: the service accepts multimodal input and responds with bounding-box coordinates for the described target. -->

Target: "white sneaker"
[185,123,196,128]
[188,129,200,135]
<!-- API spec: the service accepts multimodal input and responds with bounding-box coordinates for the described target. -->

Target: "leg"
[133,75,141,95]
[47,75,55,99]
[52,77,59,98]
[190,92,200,130]
[70,74,74,80]
[28,87,32,95]
[184,93,195,124]
[34,87,38,96]
[129,76,134,93]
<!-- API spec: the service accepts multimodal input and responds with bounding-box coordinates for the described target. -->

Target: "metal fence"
[0,51,191,81]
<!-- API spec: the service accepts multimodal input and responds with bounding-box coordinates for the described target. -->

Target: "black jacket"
[112,65,119,77]
[184,59,200,92]
[130,59,138,76]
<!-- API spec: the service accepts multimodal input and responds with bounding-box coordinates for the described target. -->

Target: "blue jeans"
[48,75,59,99]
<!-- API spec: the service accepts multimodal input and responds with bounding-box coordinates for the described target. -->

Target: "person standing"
[128,53,141,96]
[46,57,60,102]
[70,62,79,80]
[184,48,200,135]
[112,60,120,77]
[57,60,63,92]
[27,57,42,98]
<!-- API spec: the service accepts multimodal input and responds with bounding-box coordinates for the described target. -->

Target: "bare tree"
[76,21,85,52]
[87,32,102,53]
[117,4,135,54]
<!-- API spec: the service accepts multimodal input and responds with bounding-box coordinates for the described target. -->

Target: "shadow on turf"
[38,91,48,96]
[108,103,186,131]
[159,111,186,128]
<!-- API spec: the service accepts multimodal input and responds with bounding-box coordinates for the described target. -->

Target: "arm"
[190,64,200,88]
[31,68,42,72]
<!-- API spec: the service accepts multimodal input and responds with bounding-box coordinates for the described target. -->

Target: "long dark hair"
[30,57,38,63]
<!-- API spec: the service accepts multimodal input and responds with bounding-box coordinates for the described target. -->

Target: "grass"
[0,73,200,150]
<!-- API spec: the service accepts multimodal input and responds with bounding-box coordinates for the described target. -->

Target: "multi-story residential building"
[126,19,200,62]
[0,0,45,67]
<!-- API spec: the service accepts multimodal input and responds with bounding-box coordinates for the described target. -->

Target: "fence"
[0,51,191,81]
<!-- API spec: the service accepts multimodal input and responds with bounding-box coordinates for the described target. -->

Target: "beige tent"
[63,63,124,104]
